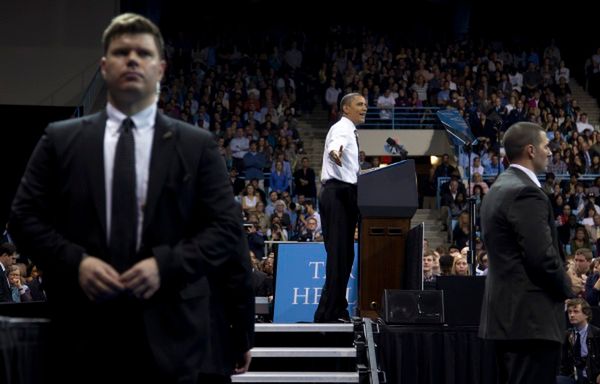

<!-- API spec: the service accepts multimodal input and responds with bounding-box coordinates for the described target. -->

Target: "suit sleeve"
[152,132,254,353]
[507,186,573,300]
[9,129,86,278]
[586,273,600,306]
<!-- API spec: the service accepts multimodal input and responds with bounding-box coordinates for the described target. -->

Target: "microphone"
[385,137,407,158]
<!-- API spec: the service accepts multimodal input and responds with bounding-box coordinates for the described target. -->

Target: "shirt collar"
[577,323,589,334]
[340,116,357,131]
[106,102,157,132]
[509,164,541,188]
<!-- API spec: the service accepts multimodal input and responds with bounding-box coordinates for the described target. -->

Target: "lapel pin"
[163,131,173,139]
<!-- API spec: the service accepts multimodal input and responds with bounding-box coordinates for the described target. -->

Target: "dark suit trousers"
[494,340,561,384]
[314,179,358,322]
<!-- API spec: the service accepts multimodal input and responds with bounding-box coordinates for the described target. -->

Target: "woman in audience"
[469,173,489,195]
[570,227,593,255]
[241,184,262,214]
[270,160,290,194]
[7,265,32,303]
[451,256,470,276]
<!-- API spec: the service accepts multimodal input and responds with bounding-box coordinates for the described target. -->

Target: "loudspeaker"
[436,276,486,326]
[379,290,444,324]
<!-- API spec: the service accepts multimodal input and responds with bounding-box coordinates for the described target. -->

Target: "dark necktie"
[573,330,586,371]
[574,331,582,358]
[109,118,137,272]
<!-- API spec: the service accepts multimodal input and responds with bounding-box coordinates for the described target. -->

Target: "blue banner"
[273,242,358,323]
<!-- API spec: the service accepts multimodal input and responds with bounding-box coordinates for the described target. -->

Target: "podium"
[357,160,418,317]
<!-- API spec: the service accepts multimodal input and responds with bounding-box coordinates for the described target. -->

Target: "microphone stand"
[444,128,479,275]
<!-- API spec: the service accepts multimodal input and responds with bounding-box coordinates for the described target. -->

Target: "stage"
[0,305,498,384]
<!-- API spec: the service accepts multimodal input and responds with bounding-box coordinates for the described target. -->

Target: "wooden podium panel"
[359,217,410,318]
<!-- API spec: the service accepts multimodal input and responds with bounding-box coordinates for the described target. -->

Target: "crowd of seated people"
[0,242,45,303]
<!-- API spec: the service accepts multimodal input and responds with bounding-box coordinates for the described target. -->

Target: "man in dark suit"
[9,13,253,384]
[0,243,17,302]
[479,121,573,384]
[558,298,600,383]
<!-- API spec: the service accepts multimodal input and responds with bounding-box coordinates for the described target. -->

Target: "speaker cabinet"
[379,290,444,324]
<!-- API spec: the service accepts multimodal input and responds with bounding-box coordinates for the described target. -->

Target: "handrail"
[37,59,100,108]
[363,106,443,129]
[435,173,600,208]
[79,68,104,116]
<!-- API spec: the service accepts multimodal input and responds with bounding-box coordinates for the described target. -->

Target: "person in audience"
[423,252,436,287]
[27,264,46,301]
[451,256,470,276]
[246,222,265,260]
[571,228,593,255]
[270,200,292,232]
[297,217,323,242]
[431,253,441,276]
[293,157,317,199]
[297,199,321,235]
[250,251,273,299]
[230,127,250,171]
[433,153,456,187]
[229,167,246,196]
[558,298,600,384]
[452,212,470,249]
[440,179,461,231]
[570,248,593,298]
[254,201,270,234]
[270,160,290,194]
[469,173,489,195]
[7,264,32,303]
[479,122,573,383]
[0,243,17,302]
[475,251,489,276]
[243,140,266,186]
[359,150,372,170]
[8,13,253,383]
[241,184,262,214]
[314,93,364,324]
[439,254,454,276]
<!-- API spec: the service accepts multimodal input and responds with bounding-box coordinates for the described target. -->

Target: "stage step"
[236,322,359,383]
[251,347,356,358]
[231,371,359,383]
[255,323,353,333]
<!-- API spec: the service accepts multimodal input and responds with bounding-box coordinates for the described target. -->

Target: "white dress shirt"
[104,102,156,248]
[321,116,360,185]
[509,164,541,188]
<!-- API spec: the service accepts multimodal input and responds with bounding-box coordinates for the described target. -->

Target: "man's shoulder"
[329,117,353,132]
[588,324,600,337]
[47,111,104,133]
[160,113,214,144]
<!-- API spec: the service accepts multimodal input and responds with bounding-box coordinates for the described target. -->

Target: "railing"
[436,173,600,208]
[77,68,105,117]
[362,106,442,129]
[36,59,100,111]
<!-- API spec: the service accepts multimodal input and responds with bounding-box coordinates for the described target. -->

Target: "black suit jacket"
[0,267,12,302]
[9,111,254,378]
[560,324,600,380]
[479,167,572,343]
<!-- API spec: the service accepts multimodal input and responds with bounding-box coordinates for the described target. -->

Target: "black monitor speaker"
[379,290,444,324]
[436,275,486,326]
